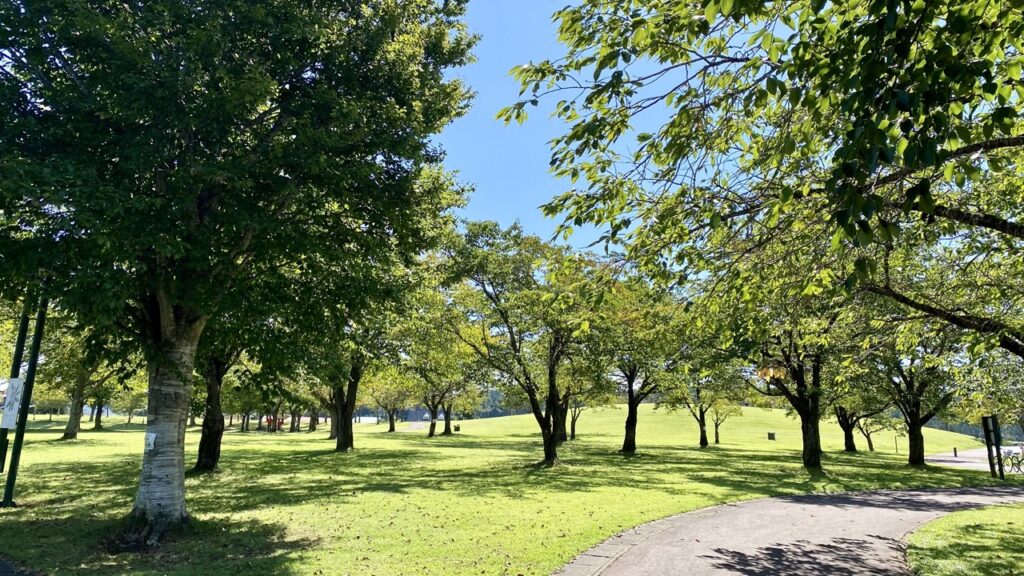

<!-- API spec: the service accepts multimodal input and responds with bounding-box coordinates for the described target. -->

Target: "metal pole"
[982,416,998,479]
[993,415,1006,481]
[0,293,34,473]
[1,295,48,507]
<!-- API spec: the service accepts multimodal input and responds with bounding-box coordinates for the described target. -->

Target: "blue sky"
[436,1,601,247]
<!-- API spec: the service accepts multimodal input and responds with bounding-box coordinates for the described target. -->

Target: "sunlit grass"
[0,405,1003,576]
[907,503,1024,576]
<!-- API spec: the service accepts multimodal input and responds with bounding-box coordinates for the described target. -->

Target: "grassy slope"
[907,503,1024,576]
[0,406,998,576]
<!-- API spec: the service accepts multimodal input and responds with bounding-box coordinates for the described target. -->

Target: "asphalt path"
[556,485,1024,576]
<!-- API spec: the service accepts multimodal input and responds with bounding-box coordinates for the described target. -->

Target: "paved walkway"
[926,447,995,472]
[556,486,1024,576]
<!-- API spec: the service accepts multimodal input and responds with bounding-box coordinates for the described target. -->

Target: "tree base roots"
[106,510,189,552]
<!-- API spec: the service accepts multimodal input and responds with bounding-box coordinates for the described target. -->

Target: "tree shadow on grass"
[2,429,1015,576]
[10,438,1010,518]
[0,515,313,576]
[201,442,1012,512]
[908,507,1024,576]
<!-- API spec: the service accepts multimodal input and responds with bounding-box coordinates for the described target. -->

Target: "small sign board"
[1,378,24,430]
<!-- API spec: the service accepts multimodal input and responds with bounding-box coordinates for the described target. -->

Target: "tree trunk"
[541,425,558,464]
[125,325,202,546]
[387,410,396,433]
[189,413,196,427]
[907,418,925,466]
[427,405,439,438]
[193,360,226,473]
[228,413,233,427]
[775,355,824,468]
[621,401,639,453]
[698,409,709,448]
[256,412,264,432]
[570,411,579,440]
[557,400,569,443]
[799,406,822,468]
[333,367,359,452]
[528,392,559,466]
[834,406,858,452]
[88,401,96,422]
[93,400,104,430]
[62,386,87,440]
[328,413,337,440]
[308,408,317,432]
[865,431,875,452]
[336,407,353,451]
[714,422,721,444]
[442,403,453,436]
[842,424,857,452]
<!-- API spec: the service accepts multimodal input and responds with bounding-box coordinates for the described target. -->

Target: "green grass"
[0,406,1001,576]
[907,503,1024,576]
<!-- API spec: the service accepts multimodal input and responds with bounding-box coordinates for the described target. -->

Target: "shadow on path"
[703,537,906,576]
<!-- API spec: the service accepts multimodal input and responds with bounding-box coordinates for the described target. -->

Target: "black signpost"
[0,295,33,473]
[1,293,48,507]
[981,415,1005,481]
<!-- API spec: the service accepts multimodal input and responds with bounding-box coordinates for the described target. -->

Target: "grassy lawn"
[907,503,1024,576]
[0,406,1000,576]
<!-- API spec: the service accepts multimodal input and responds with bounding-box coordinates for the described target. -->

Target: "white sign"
[1,378,24,430]
[145,432,156,451]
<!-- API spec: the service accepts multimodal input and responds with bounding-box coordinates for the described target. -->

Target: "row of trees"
[3,0,1022,550]
[497,0,1024,466]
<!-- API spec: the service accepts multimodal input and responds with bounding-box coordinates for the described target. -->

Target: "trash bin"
[454,424,460,432]
[767,432,776,441]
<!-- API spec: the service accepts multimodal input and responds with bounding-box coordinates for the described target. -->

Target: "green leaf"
[704,1,719,22]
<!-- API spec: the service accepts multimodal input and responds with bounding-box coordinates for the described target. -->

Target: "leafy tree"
[954,350,1024,437]
[855,411,903,453]
[709,401,742,445]
[191,325,243,471]
[0,0,473,542]
[688,210,863,468]
[873,322,959,465]
[398,285,481,438]
[831,364,893,453]
[363,365,416,433]
[303,306,398,452]
[110,372,148,424]
[662,361,746,449]
[192,289,301,470]
[592,278,677,453]
[221,364,264,433]
[37,320,127,439]
[560,345,616,440]
[449,222,601,465]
